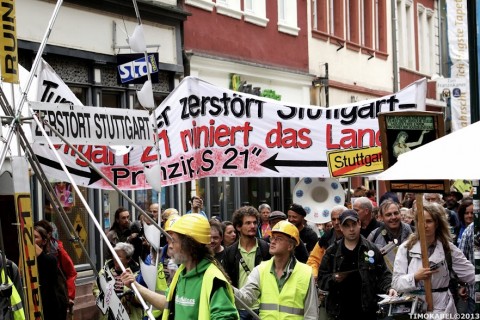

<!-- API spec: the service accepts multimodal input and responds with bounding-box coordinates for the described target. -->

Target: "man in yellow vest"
[121,213,239,319]
[234,220,319,319]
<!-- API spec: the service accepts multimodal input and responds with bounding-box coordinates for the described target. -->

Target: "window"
[243,0,269,27]
[397,0,415,68]
[346,0,359,43]
[417,5,436,74]
[278,0,300,36]
[426,10,436,74]
[362,0,373,48]
[185,0,215,11]
[329,0,344,38]
[216,0,242,20]
[312,0,328,33]
[374,0,387,53]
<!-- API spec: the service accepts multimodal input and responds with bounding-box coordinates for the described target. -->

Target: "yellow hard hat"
[168,213,211,244]
[164,214,181,232]
[271,220,300,246]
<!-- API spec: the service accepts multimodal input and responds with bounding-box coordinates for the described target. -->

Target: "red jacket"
[54,240,77,301]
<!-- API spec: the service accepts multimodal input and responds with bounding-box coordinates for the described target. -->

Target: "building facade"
[10,0,188,317]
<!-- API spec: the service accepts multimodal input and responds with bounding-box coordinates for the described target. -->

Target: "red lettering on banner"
[326,124,381,149]
[141,147,157,163]
[180,120,253,152]
[265,122,312,149]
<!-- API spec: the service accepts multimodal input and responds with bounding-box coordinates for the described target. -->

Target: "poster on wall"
[378,111,449,193]
[52,181,75,208]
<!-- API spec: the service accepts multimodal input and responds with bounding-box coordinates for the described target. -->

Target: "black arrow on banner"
[260,153,328,172]
[37,155,103,185]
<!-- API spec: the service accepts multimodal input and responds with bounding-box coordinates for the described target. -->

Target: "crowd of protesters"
[84,185,477,320]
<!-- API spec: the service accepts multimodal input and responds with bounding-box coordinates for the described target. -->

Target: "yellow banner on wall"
[0,0,19,84]
[16,193,43,320]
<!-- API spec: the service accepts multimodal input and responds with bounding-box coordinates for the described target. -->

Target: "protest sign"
[32,70,426,189]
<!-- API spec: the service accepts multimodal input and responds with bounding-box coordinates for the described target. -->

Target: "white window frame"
[216,0,243,20]
[397,0,415,69]
[418,4,426,72]
[243,0,269,27]
[185,0,215,11]
[278,0,300,36]
[426,8,436,75]
[329,0,335,35]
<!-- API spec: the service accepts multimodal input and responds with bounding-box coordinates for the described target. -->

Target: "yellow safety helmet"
[168,213,211,244]
[164,214,181,232]
[271,220,300,246]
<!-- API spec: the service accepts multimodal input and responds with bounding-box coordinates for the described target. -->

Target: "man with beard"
[443,191,463,213]
[121,214,239,319]
[223,206,271,319]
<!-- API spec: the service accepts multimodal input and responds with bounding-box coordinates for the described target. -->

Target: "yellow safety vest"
[257,258,311,320]
[150,262,168,319]
[162,262,234,320]
[1,269,26,320]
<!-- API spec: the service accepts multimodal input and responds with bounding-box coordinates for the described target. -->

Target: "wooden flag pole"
[415,194,433,311]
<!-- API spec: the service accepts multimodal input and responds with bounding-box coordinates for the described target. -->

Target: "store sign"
[116,53,159,84]
[32,73,427,190]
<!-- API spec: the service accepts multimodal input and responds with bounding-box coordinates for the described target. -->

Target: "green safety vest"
[162,262,234,319]
[257,258,311,320]
[1,269,26,320]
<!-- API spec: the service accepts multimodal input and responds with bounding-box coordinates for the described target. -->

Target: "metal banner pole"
[31,110,155,320]
[0,0,64,171]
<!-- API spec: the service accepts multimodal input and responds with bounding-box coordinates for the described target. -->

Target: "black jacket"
[222,238,271,288]
[317,236,392,318]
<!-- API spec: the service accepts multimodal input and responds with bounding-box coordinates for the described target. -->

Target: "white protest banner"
[446,0,470,131]
[36,59,83,105]
[31,102,152,146]
[436,78,470,130]
[446,0,468,63]
[33,76,426,189]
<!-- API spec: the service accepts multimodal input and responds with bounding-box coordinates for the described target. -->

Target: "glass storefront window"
[44,184,91,266]
[239,177,272,208]
[134,189,165,213]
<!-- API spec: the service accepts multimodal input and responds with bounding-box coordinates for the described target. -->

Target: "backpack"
[407,244,460,303]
